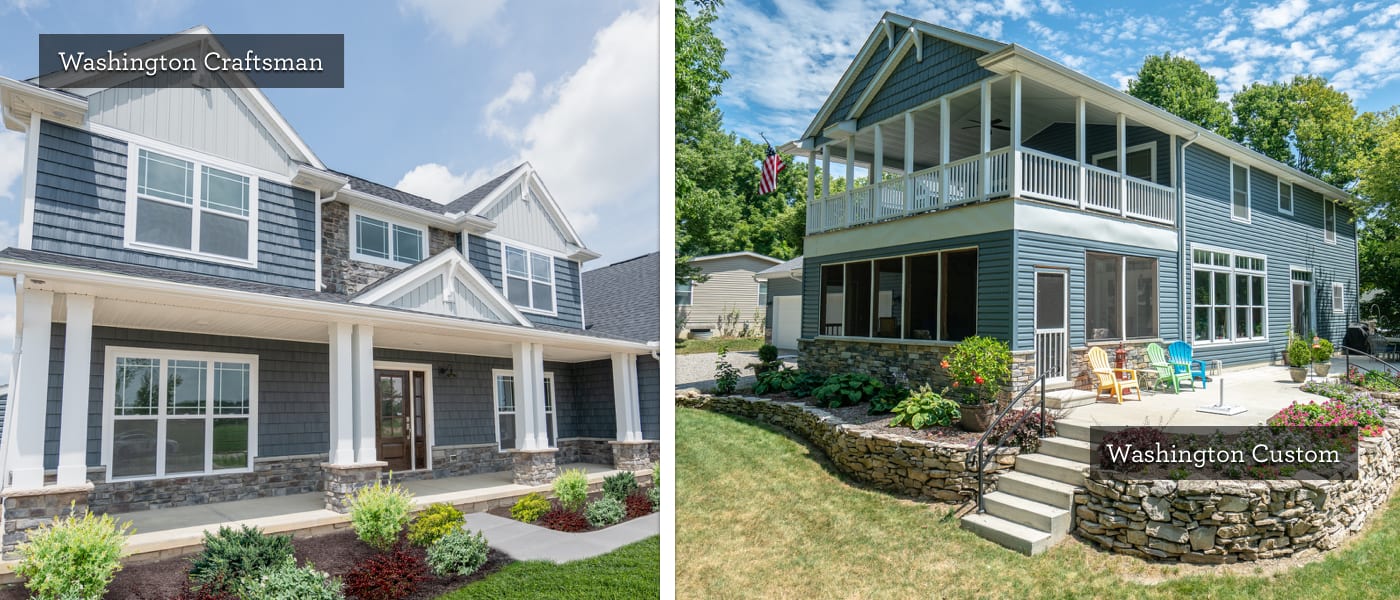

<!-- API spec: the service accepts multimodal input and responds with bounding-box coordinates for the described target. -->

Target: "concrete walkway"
[463,512,660,563]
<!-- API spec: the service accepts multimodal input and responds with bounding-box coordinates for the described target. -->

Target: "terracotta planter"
[959,403,996,433]
[1288,367,1308,383]
[1313,362,1331,377]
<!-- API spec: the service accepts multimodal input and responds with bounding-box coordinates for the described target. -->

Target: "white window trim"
[1230,161,1251,223]
[1086,252,1160,342]
[501,242,560,316]
[676,282,693,306]
[757,281,768,306]
[101,346,259,482]
[1189,244,1269,345]
[1324,200,1337,244]
[373,361,435,471]
[1278,181,1294,216]
[490,369,557,453]
[1090,141,1157,183]
[1332,282,1345,314]
[122,144,260,268]
[349,207,428,267]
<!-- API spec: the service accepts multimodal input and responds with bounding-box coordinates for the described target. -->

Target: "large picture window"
[1192,248,1267,343]
[504,245,555,312]
[105,348,256,480]
[1086,253,1158,341]
[816,248,977,342]
[353,213,424,265]
[491,370,557,451]
[129,148,255,264]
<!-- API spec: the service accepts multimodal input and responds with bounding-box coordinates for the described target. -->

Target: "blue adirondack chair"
[1167,341,1208,390]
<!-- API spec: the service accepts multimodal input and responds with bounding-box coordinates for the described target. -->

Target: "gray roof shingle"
[444,164,526,213]
[334,172,447,214]
[581,252,659,343]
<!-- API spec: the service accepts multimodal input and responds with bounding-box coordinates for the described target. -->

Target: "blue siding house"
[0,29,658,552]
[790,13,1357,391]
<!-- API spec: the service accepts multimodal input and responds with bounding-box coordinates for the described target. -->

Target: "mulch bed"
[484,489,657,531]
[0,529,510,600]
[751,391,981,446]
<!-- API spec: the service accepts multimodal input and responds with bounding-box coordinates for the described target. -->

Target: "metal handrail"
[965,365,1049,514]
[1341,345,1400,379]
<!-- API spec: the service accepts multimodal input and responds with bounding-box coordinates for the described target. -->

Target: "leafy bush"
[625,490,655,519]
[714,349,742,394]
[348,479,414,551]
[1286,333,1312,367]
[942,336,1012,405]
[1099,426,1170,471]
[342,545,427,600]
[790,370,825,398]
[758,344,779,363]
[425,529,490,577]
[1312,336,1335,363]
[538,507,589,532]
[603,471,639,503]
[868,383,909,414]
[648,486,660,509]
[509,492,551,524]
[236,558,343,600]
[406,502,464,548]
[987,408,1057,453]
[16,503,131,600]
[188,525,293,593]
[888,386,961,429]
[584,497,626,528]
[753,367,799,395]
[553,468,590,512]
[812,373,884,408]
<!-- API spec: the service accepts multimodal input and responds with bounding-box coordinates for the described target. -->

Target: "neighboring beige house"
[678,252,782,338]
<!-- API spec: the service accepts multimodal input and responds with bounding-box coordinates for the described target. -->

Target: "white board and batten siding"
[480,183,571,253]
[683,253,782,335]
[387,274,504,323]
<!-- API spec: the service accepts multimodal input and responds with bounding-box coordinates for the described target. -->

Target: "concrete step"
[960,512,1056,556]
[1055,420,1093,443]
[1043,388,1097,410]
[983,492,1071,537]
[1039,436,1091,463]
[996,471,1078,509]
[1014,453,1089,487]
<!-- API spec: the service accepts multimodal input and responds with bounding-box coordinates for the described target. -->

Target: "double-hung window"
[1230,162,1251,222]
[353,213,424,265]
[1332,282,1345,314]
[106,348,256,480]
[491,370,557,451]
[130,148,255,263]
[758,282,768,306]
[504,245,555,312]
[676,282,693,306]
[1192,248,1266,343]
[1278,181,1293,215]
[1324,201,1337,244]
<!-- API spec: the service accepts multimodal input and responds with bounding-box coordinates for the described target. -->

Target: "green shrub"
[1312,336,1334,363]
[812,373,884,408]
[602,471,639,503]
[1286,333,1312,367]
[16,502,131,600]
[425,529,490,577]
[648,486,660,509]
[509,492,551,523]
[584,497,625,528]
[236,558,343,600]
[714,349,742,394]
[757,344,779,363]
[868,382,909,414]
[348,479,414,551]
[553,468,590,512]
[943,336,1012,405]
[406,502,464,547]
[790,371,825,398]
[888,386,962,429]
[189,525,293,593]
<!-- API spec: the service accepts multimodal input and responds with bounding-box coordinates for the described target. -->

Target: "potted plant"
[941,336,1012,432]
[1285,334,1311,383]
[1311,336,1334,377]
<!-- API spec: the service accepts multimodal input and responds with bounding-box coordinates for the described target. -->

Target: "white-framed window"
[351,211,425,265]
[758,281,768,306]
[1324,200,1337,244]
[491,370,557,451]
[1192,247,1267,344]
[676,282,693,306]
[503,244,556,313]
[1278,181,1293,215]
[103,347,257,481]
[1091,141,1156,183]
[1332,282,1345,314]
[125,147,258,265]
[1086,252,1158,341]
[1230,162,1251,223]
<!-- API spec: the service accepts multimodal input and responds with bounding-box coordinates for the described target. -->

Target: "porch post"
[327,322,355,465]
[806,149,816,212]
[56,294,93,486]
[10,289,53,490]
[821,145,831,230]
[980,80,990,199]
[610,353,649,471]
[904,111,915,211]
[845,142,855,223]
[511,342,555,485]
[1076,97,1086,209]
[939,96,950,207]
[1011,71,1022,198]
[351,324,376,463]
[872,122,884,206]
[1117,112,1127,216]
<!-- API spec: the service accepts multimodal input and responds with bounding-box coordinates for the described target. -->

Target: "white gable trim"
[468,164,587,250]
[352,249,532,327]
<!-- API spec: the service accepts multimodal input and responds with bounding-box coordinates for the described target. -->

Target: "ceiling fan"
[962,118,1010,131]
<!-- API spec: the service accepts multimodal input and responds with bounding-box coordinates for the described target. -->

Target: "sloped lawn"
[436,536,659,599]
[676,407,1400,599]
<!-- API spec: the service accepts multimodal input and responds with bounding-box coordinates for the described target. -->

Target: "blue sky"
[711,0,1400,144]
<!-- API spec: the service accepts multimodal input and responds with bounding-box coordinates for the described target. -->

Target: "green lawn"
[677,407,1400,599]
[675,336,764,355]
[437,536,659,599]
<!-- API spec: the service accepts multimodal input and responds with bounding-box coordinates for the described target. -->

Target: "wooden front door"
[376,370,413,472]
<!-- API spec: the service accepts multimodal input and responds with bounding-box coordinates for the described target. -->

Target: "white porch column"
[939,97,950,206]
[1011,72,1022,197]
[872,122,884,188]
[1076,97,1086,209]
[10,289,53,489]
[845,142,856,222]
[821,145,831,230]
[351,324,376,463]
[980,80,991,198]
[1117,112,1127,216]
[611,353,643,442]
[806,149,816,208]
[327,322,355,465]
[56,294,92,486]
[512,342,549,450]
[904,111,915,210]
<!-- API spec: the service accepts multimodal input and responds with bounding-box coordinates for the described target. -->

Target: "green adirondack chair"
[1145,342,1185,393]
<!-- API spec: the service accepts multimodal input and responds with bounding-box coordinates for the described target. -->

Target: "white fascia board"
[291,165,349,196]
[0,77,88,131]
[351,248,532,327]
[331,188,498,234]
[802,20,891,140]
[689,251,783,264]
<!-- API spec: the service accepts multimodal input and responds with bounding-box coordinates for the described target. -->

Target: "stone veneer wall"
[320,201,460,295]
[86,455,325,514]
[800,338,1037,390]
[677,393,1016,502]
[1076,419,1400,563]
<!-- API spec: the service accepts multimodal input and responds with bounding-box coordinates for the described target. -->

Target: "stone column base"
[321,462,386,513]
[609,441,653,471]
[2,483,94,559]
[511,449,558,486]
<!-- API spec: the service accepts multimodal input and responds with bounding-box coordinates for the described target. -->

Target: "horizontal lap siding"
[1183,145,1358,366]
[859,34,994,128]
[686,256,773,332]
[31,121,317,289]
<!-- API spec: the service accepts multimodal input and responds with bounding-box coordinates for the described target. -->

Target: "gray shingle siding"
[525,258,584,329]
[563,359,616,439]
[1023,123,1173,186]
[373,348,511,446]
[859,34,994,129]
[638,355,659,440]
[31,121,318,289]
[823,29,905,132]
[467,234,502,288]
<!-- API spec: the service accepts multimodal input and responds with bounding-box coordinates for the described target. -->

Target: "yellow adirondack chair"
[1087,346,1141,404]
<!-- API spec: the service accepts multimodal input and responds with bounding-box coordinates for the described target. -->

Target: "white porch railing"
[1035,329,1068,382]
[1125,177,1177,224]
[1019,148,1078,205]
[1083,164,1120,214]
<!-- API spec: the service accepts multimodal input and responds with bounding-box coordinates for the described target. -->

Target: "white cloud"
[1252,0,1310,30]
[1,0,46,14]
[398,0,506,46]
[482,72,536,143]
[394,163,487,204]
[0,131,25,200]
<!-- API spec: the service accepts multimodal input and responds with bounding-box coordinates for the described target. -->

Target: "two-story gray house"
[789,14,1358,390]
[0,30,658,550]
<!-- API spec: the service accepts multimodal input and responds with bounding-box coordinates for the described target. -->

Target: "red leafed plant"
[538,507,589,532]
[343,545,427,600]
[624,490,654,519]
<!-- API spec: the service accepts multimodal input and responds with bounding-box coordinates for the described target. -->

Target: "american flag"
[758,143,786,195]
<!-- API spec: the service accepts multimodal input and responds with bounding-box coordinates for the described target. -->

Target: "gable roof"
[755,255,803,280]
[582,252,659,343]
[689,251,783,265]
[335,171,449,214]
[445,164,527,213]
[352,249,531,327]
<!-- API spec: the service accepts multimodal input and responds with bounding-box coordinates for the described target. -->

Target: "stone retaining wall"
[1075,418,1400,563]
[677,393,1016,502]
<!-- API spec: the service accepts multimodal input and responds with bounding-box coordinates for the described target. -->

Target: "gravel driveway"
[675,350,798,391]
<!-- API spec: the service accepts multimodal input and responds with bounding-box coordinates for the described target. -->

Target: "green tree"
[1125,53,1232,135]
[1356,110,1400,326]
[1232,75,1363,189]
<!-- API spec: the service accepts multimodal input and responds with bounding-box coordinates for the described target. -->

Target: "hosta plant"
[888,386,961,430]
[812,373,884,408]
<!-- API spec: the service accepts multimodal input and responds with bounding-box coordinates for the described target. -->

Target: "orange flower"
[951,381,960,388]
[940,360,950,369]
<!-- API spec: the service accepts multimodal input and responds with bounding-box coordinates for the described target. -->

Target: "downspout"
[1178,133,1200,344]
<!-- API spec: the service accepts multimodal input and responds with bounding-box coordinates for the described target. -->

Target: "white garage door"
[772,295,802,350]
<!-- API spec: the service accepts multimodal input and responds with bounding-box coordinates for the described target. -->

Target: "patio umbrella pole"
[1197,360,1246,416]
